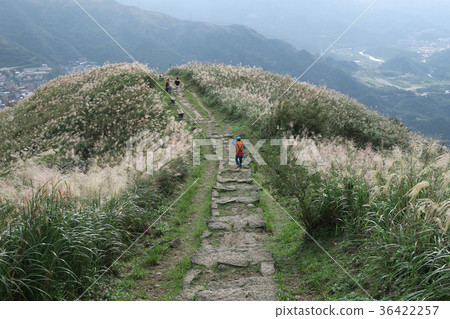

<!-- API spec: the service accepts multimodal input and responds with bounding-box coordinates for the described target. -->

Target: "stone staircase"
[175,128,278,300]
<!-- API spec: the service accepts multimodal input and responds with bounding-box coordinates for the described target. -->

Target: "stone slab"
[183,269,202,287]
[190,245,273,267]
[208,214,266,231]
[216,197,259,205]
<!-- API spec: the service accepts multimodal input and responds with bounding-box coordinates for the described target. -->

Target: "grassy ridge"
[173,64,449,300]
[0,63,195,300]
[1,62,447,300]
[262,141,449,300]
[0,160,190,300]
[170,63,412,149]
[0,63,167,169]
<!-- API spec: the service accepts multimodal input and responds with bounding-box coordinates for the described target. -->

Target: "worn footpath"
[174,90,279,301]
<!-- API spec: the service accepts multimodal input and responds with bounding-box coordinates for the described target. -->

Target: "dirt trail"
[174,90,279,301]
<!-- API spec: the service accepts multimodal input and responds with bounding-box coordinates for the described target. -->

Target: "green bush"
[263,152,329,234]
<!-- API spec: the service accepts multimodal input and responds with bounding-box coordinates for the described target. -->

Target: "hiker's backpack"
[236,141,244,157]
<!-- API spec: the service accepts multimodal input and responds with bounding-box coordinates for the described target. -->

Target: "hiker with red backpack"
[232,136,246,169]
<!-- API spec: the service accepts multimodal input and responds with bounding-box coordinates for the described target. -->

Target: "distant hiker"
[165,79,173,93]
[175,77,181,95]
[232,136,246,169]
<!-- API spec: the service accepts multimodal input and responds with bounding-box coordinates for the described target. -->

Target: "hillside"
[117,0,450,54]
[0,35,48,68]
[0,63,192,198]
[0,0,309,71]
[170,63,412,149]
[428,49,450,79]
[0,63,449,301]
[0,63,195,300]
[170,63,449,301]
[3,0,450,145]
[379,56,429,75]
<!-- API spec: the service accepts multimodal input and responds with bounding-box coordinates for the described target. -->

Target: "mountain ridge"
[0,62,448,301]
[1,0,450,143]
[0,0,354,86]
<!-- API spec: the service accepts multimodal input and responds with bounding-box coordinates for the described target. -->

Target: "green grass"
[0,156,193,300]
[0,65,215,300]
[182,90,209,119]
[256,172,370,301]
[102,138,218,300]
[257,141,450,300]
[174,65,449,301]
[1,62,448,301]
[273,233,370,301]
[170,64,412,149]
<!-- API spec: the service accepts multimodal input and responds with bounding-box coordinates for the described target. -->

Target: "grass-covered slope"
[0,63,194,300]
[0,63,170,169]
[171,64,449,300]
[171,63,412,149]
[1,62,447,301]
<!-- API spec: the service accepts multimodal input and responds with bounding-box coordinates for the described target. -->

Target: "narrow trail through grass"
[165,77,375,301]
[114,85,281,300]
[108,87,221,300]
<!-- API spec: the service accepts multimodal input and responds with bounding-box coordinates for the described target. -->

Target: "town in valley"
[0,59,98,110]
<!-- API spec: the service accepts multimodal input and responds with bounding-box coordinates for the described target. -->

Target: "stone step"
[196,277,278,301]
[175,276,278,301]
[219,168,251,174]
[216,191,258,201]
[217,176,253,184]
[219,162,251,170]
[211,199,259,210]
[207,214,266,231]
[190,245,273,267]
[219,172,252,180]
[207,231,264,246]
[215,197,259,205]
[214,204,263,218]
[214,183,260,191]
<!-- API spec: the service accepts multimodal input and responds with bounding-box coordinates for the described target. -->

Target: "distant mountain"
[0,0,304,71]
[1,0,449,143]
[0,35,47,68]
[117,0,450,54]
[379,56,429,75]
[428,49,450,66]
[0,0,367,97]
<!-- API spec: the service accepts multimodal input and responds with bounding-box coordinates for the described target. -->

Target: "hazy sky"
[116,0,450,26]
[115,0,450,53]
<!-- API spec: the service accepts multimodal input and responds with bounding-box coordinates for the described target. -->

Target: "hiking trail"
[173,90,279,300]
